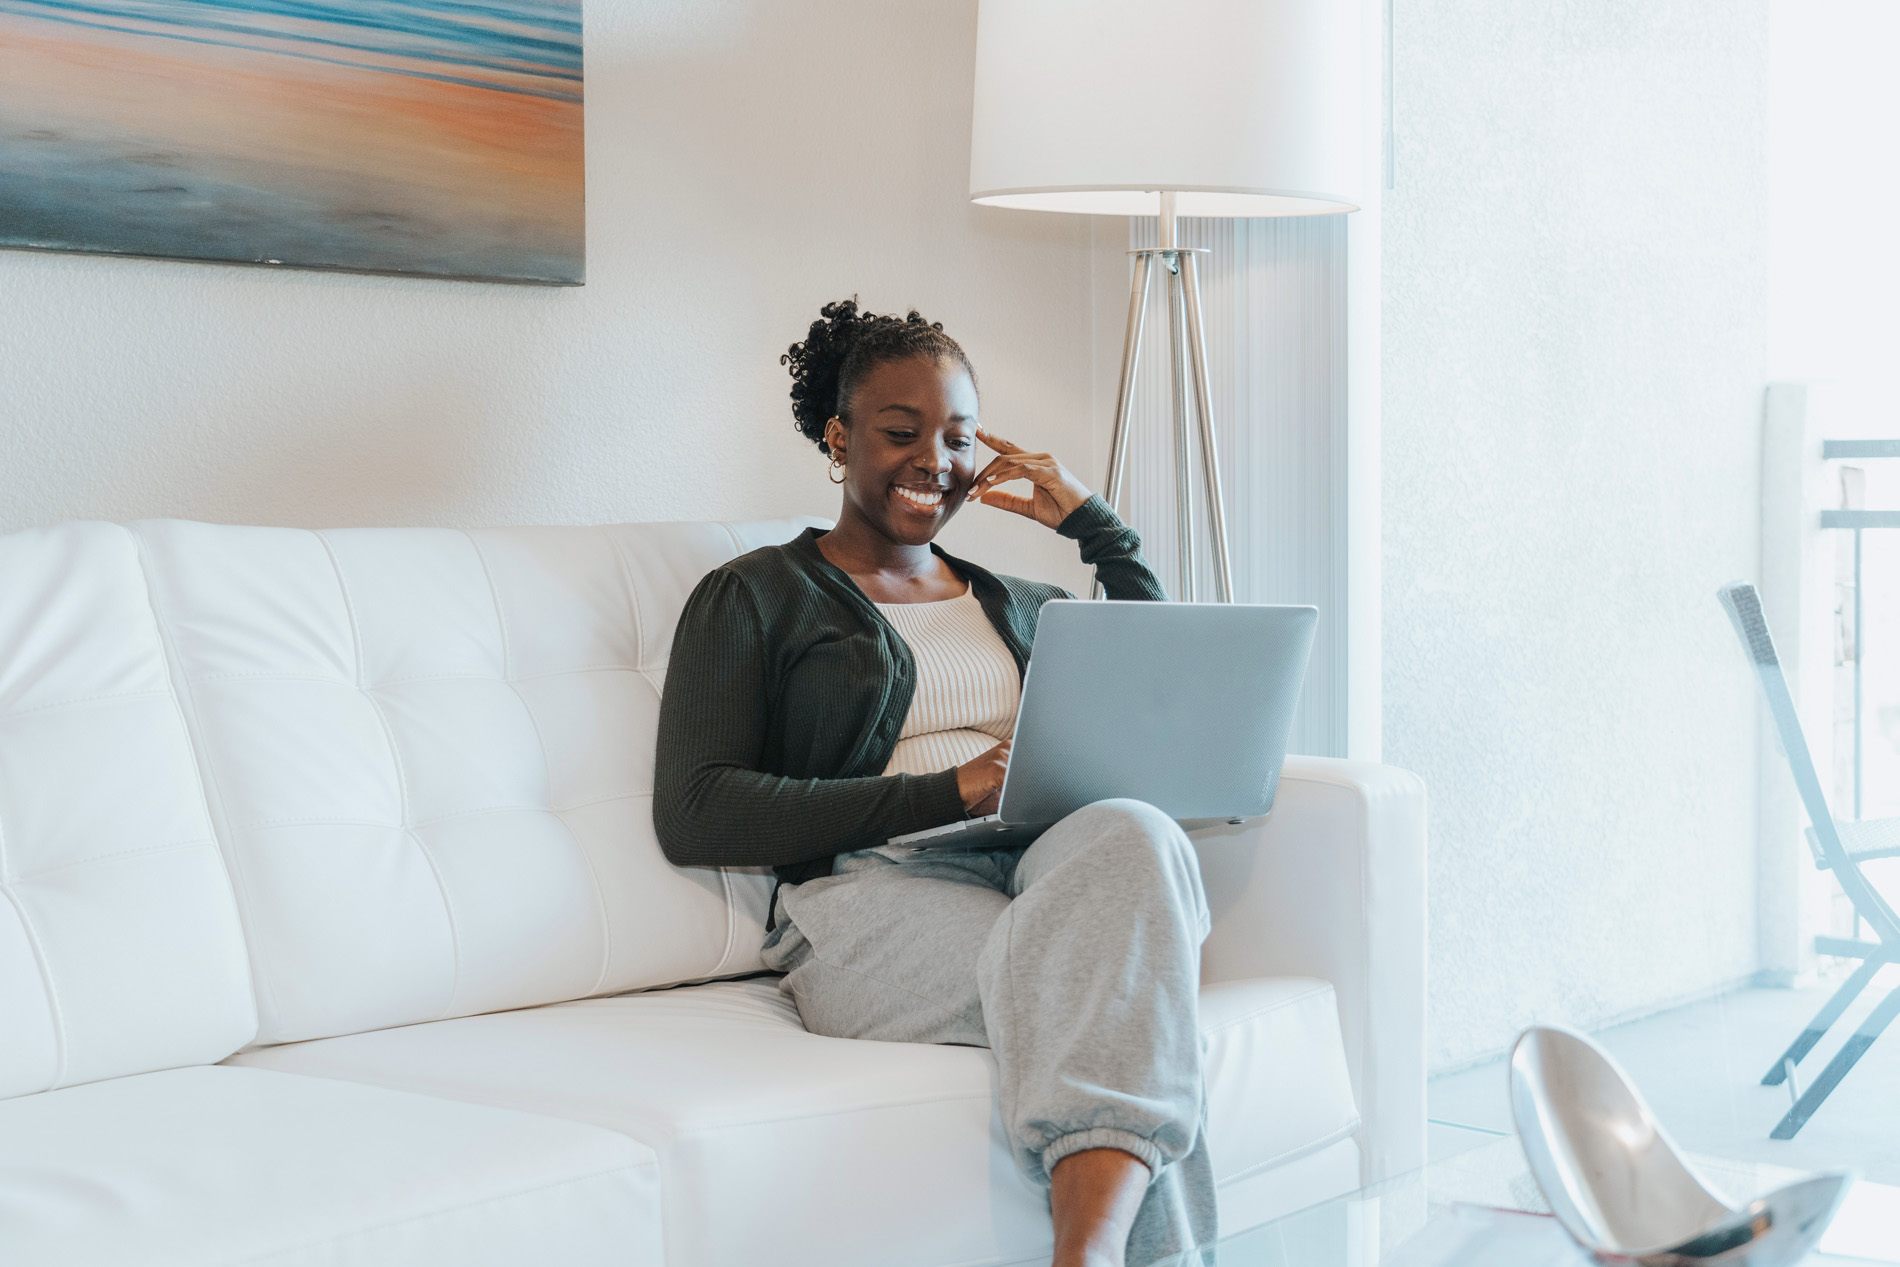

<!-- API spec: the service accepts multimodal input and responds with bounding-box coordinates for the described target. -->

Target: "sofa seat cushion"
[230,975,1360,1267]
[0,1065,660,1267]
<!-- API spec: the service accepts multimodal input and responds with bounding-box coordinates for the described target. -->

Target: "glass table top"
[1162,1136,1900,1266]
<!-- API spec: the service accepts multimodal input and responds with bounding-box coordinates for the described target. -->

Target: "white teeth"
[894,487,944,510]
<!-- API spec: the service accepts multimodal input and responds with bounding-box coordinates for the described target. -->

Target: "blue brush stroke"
[0,0,582,98]
[4,0,581,71]
[15,0,581,55]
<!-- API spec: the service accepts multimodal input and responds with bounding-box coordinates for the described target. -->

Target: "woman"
[654,300,1215,1267]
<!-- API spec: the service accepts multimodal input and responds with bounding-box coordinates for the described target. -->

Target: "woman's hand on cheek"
[956,739,1010,817]
[967,428,1093,530]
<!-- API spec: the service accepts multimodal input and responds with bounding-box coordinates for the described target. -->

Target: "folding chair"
[1719,583,1900,1138]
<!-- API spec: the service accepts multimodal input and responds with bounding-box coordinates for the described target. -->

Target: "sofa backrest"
[133,518,816,1046]
[0,524,257,1097]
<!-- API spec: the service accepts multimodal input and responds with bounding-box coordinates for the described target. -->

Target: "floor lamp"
[969,0,1363,601]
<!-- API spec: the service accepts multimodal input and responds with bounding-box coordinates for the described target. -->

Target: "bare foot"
[1050,1147,1149,1267]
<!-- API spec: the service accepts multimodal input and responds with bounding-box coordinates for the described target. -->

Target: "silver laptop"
[886,599,1318,850]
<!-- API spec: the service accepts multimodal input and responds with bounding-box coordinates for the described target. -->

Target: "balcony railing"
[1820,439,1898,826]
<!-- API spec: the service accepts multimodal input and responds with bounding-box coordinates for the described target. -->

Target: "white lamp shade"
[970,0,1362,217]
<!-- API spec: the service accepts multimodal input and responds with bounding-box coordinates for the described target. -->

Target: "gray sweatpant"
[759,799,1217,1265]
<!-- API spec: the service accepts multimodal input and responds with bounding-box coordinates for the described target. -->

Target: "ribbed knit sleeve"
[1057,495,1168,601]
[652,568,968,870]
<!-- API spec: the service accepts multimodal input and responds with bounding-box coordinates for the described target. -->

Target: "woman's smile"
[892,482,948,516]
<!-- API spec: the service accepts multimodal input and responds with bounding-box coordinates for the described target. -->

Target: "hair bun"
[781,299,870,449]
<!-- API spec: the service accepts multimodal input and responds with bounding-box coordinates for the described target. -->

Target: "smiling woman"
[650,301,1201,1267]
[0,0,583,282]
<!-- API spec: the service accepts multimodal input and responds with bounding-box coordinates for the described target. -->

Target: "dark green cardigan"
[653,495,1166,883]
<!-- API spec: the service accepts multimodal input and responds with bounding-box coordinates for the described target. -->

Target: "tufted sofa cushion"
[134,518,818,1046]
[0,524,255,1098]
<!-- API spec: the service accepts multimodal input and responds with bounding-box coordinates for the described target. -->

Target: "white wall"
[1384,1,1771,1070]
[0,0,1107,595]
[1768,0,1900,408]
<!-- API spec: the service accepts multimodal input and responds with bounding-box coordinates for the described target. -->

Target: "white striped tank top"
[875,589,1021,779]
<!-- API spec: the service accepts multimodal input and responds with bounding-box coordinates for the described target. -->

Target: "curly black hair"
[781,298,976,453]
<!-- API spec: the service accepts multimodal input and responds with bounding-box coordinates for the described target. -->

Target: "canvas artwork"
[0,1,584,284]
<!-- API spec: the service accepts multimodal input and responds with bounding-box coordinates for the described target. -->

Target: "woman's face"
[826,355,980,547]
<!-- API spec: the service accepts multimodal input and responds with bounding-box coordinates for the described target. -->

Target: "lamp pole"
[1100,191,1234,602]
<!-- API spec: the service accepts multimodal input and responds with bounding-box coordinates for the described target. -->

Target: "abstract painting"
[0,1,584,284]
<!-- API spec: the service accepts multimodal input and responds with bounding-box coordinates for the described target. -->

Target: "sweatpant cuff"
[1040,1128,1165,1183]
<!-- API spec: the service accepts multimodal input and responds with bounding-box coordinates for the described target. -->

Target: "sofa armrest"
[1190,756,1427,1185]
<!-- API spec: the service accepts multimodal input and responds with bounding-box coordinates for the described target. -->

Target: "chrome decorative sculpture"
[1509,1027,1852,1265]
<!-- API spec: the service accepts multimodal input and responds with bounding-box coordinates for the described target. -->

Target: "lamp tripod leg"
[1098,254,1154,599]
[1181,252,1233,602]
[1104,256,1153,518]
[1167,255,1196,600]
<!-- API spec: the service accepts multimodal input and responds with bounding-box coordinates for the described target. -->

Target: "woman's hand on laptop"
[967,429,1092,529]
[956,739,1010,817]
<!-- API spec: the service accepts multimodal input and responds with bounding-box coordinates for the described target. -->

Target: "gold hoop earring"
[827,451,847,485]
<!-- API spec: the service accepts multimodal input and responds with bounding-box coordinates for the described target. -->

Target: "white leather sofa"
[0,517,1426,1267]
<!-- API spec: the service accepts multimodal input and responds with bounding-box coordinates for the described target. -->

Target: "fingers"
[966,740,1009,815]
[978,489,1039,518]
[958,742,1009,811]
[967,455,1009,498]
[976,427,1023,456]
[968,457,1056,501]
